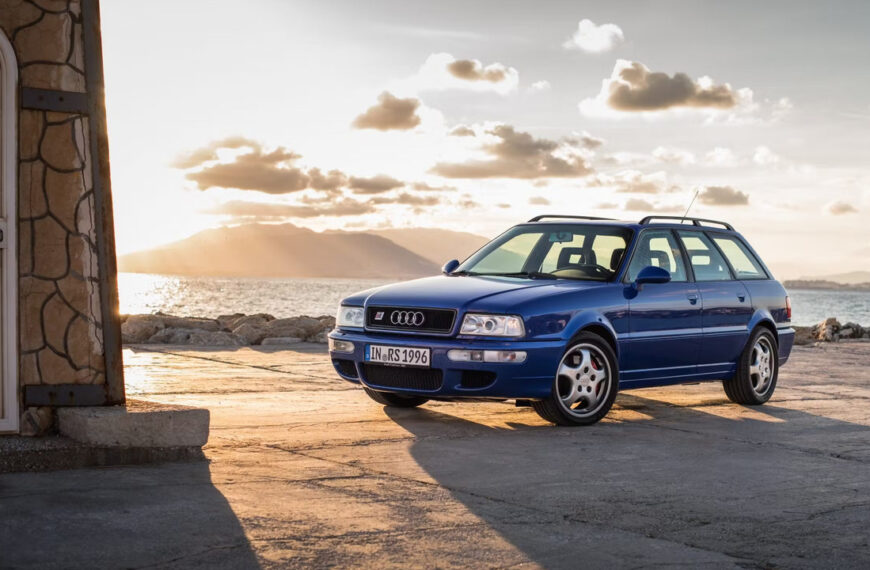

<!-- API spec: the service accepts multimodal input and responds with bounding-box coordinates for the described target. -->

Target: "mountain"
[117,223,491,279]
[366,228,490,266]
[798,271,870,285]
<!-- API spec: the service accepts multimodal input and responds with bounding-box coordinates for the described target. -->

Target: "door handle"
[737,294,746,302]
[687,294,699,305]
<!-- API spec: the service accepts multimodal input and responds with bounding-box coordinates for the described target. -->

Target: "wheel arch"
[748,310,779,343]
[562,312,620,357]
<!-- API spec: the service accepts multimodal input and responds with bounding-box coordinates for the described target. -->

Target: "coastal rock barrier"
[120,313,865,348]
[793,318,869,345]
[121,313,335,346]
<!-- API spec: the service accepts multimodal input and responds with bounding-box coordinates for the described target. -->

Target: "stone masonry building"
[0,0,123,435]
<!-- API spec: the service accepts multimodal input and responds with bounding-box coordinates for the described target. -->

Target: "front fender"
[561,310,620,354]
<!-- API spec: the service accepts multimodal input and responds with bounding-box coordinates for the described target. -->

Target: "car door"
[677,230,752,377]
[621,229,701,384]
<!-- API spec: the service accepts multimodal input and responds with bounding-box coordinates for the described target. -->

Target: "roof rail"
[639,215,734,231]
[527,214,615,223]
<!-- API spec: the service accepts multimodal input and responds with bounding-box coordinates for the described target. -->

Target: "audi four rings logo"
[390,310,425,326]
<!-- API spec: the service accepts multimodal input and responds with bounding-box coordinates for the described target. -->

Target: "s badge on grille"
[374,311,385,321]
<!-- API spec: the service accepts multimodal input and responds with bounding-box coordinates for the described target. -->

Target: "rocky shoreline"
[121,313,866,348]
[121,313,335,346]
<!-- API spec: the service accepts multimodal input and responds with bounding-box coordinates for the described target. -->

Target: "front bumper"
[328,329,564,399]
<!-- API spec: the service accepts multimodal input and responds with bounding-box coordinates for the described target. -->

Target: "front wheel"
[363,387,428,408]
[723,328,779,405]
[532,332,619,426]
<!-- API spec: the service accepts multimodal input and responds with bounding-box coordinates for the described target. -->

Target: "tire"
[723,327,779,405]
[363,387,428,408]
[532,332,619,426]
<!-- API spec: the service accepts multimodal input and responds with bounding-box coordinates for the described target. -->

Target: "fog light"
[328,338,354,354]
[447,349,526,363]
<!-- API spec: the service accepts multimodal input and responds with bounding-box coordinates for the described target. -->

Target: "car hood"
[353,275,602,311]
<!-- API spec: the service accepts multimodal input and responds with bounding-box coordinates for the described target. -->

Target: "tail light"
[785,296,792,321]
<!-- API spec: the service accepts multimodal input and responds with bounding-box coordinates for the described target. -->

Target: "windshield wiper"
[477,271,557,280]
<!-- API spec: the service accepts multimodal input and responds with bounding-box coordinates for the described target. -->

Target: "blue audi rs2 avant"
[328,215,794,426]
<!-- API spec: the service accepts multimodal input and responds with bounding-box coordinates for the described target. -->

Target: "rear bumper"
[777,325,795,365]
[328,330,564,399]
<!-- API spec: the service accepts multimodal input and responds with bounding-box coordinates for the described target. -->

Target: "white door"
[0,32,18,433]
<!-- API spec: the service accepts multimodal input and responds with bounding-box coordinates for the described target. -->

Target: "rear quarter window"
[712,236,768,280]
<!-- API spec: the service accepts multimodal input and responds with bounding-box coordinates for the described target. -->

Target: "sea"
[118,273,870,327]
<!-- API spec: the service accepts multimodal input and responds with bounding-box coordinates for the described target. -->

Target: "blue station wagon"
[328,215,795,425]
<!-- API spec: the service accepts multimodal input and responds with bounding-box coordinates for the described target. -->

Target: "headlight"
[460,313,525,337]
[336,305,364,328]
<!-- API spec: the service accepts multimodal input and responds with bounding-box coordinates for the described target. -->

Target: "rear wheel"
[723,327,779,405]
[363,387,428,408]
[532,332,619,426]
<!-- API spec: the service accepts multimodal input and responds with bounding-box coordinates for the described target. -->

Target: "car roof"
[521,215,737,233]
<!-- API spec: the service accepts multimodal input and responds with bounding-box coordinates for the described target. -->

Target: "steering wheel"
[554,263,612,277]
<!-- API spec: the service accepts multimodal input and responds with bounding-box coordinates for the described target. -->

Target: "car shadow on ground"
[0,461,261,569]
[383,391,870,567]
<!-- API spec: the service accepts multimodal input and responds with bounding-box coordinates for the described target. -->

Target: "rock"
[232,313,275,330]
[840,327,854,339]
[309,330,329,344]
[121,315,165,343]
[232,322,267,345]
[261,337,303,346]
[318,316,336,329]
[266,316,324,339]
[811,317,840,342]
[792,326,814,346]
[188,331,246,346]
[147,327,196,344]
[156,313,221,332]
[19,407,54,437]
[147,328,246,346]
[217,313,245,330]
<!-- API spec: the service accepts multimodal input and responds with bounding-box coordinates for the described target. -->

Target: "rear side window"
[712,236,768,280]
[678,231,732,281]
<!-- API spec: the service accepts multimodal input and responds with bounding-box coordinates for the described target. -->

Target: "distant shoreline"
[784,280,870,292]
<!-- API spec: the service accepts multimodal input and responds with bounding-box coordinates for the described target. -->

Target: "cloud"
[171,136,261,169]
[588,170,678,194]
[447,59,509,82]
[205,199,374,220]
[569,130,604,149]
[411,181,456,192]
[827,201,858,215]
[705,147,739,167]
[352,91,422,131]
[752,145,780,166]
[623,198,682,213]
[307,168,348,192]
[597,201,619,209]
[348,174,405,194]
[530,80,551,92]
[529,196,551,205]
[699,185,749,206]
[430,125,593,179]
[400,53,519,95]
[184,146,313,194]
[652,146,696,165]
[370,192,441,206]
[449,125,476,137]
[580,60,747,116]
[563,19,624,53]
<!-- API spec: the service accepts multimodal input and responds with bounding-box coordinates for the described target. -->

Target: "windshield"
[457,224,632,281]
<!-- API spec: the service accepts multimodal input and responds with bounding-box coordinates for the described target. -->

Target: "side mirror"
[634,266,671,288]
[442,259,460,274]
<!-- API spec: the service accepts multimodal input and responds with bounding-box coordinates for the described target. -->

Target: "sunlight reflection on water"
[118,273,870,325]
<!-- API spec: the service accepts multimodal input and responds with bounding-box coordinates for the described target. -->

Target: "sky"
[100,0,870,278]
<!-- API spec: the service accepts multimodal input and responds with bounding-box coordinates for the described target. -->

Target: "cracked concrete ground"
[1,342,869,568]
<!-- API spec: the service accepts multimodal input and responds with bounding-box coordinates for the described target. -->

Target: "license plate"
[366,345,431,367]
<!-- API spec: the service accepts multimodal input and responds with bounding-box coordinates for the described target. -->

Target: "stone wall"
[0,1,113,399]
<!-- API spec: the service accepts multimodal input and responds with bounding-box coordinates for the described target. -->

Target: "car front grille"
[365,306,456,334]
[361,364,444,391]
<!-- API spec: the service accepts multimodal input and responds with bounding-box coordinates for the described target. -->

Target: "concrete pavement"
[1,342,869,568]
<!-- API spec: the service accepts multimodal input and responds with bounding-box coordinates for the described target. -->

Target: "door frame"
[0,31,18,433]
